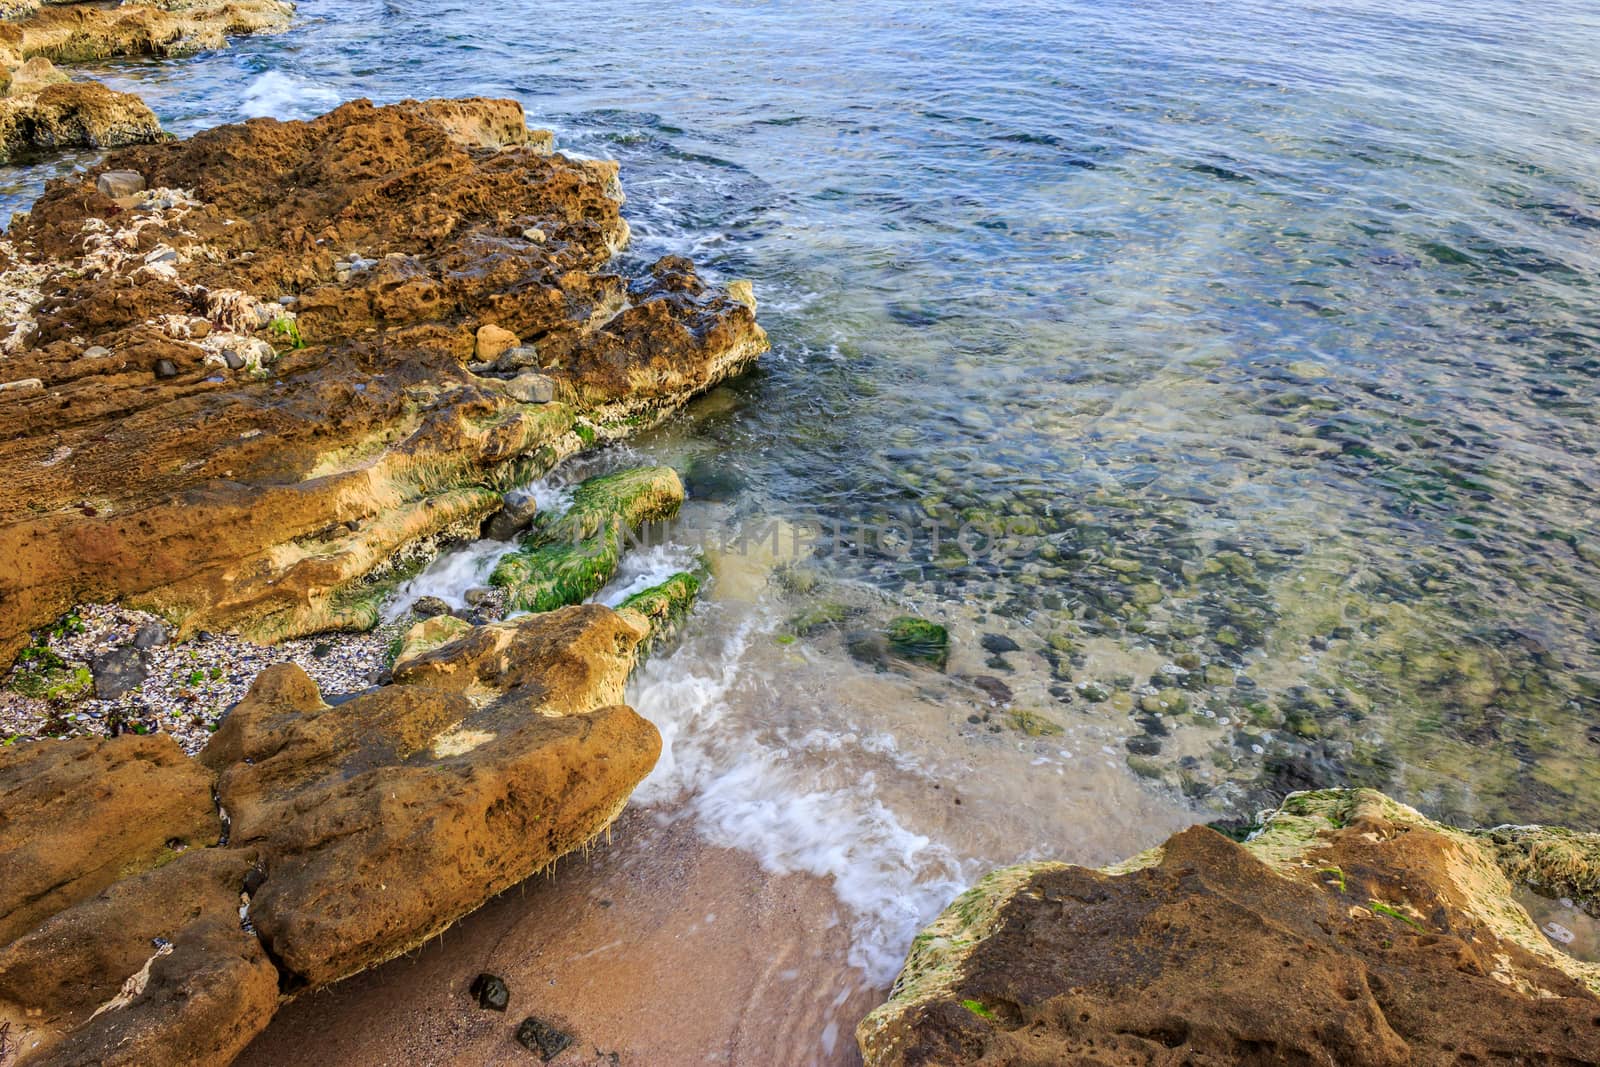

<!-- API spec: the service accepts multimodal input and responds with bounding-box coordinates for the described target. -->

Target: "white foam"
[383,476,574,620]
[591,541,702,607]
[384,538,517,621]
[239,71,344,121]
[629,607,970,984]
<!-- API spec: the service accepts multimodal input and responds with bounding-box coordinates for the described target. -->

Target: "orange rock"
[475,322,520,361]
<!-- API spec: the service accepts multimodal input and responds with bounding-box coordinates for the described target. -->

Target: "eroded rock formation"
[860,789,1600,1066]
[0,604,664,1065]
[0,96,766,665]
[0,1,292,161]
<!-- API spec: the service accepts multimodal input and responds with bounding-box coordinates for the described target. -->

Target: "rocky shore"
[0,87,764,1063]
[2,11,1597,1067]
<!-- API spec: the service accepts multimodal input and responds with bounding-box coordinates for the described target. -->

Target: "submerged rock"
[0,96,765,666]
[859,789,1600,1066]
[492,466,686,613]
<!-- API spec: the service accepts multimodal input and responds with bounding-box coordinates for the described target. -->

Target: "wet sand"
[240,809,881,1067]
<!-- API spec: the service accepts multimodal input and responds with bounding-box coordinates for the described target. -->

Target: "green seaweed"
[885,615,949,669]
[492,466,684,613]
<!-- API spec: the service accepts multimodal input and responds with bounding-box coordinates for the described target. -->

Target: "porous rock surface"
[0,95,766,666]
[0,604,662,1065]
[860,789,1600,1066]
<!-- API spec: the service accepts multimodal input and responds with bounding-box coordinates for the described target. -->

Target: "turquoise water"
[6,1,1600,835]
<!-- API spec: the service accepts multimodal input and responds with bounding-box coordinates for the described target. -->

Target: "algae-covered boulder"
[860,789,1600,1066]
[492,467,686,613]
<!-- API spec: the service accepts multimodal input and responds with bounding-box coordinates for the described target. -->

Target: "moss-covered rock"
[491,467,685,613]
[884,615,949,670]
[615,571,702,651]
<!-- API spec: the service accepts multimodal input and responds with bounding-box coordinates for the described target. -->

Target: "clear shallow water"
[7,0,1600,981]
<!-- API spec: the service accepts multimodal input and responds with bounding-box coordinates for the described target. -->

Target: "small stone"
[90,645,148,700]
[82,345,111,360]
[96,170,146,199]
[464,587,496,606]
[469,972,509,1012]
[411,596,452,619]
[1126,736,1162,756]
[0,378,44,400]
[132,621,168,650]
[972,675,1013,705]
[486,488,539,541]
[521,227,546,242]
[154,359,179,380]
[981,632,1021,654]
[475,323,519,362]
[505,373,555,404]
[494,345,542,371]
[222,350,245,370]
[514,1016,573,1062]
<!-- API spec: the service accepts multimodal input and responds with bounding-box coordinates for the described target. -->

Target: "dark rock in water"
[980,632,1020,655]
[486,488,540,541]
[464,586,496,606]
[90,645,147,699]
[971,675,1013,706]
[132,621,168,649]
[515,1015,574,1061]
[846,631,890,672]
[153,359,178,379]
[469,972,510,1012]
[410,596,452,619]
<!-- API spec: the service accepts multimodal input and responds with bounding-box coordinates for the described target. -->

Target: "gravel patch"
[1,603,406,755]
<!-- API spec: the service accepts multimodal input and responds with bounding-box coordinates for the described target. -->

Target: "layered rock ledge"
[0,1,293,161]
[0,604,663,1065]
[860,789,1600,1066]
[0,95,766,666]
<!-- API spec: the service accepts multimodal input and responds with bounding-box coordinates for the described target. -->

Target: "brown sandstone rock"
[0,732,219,946]
[0,849,278,1066]
[0,604,664,1062]
[475,322,519,361]
[0,96,765,665]
[199,605,659,987]
[860,789,1600,1067]
[0,0,292,66]
[0,81,162,162]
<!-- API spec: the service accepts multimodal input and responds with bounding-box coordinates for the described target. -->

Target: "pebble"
[154,359,179,379]
[0,604,402,754]
[96,170,146,199]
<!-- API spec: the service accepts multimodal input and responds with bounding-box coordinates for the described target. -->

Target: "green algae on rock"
[885,616,950,670]
[859,788,1600,1066]
[491,467,685,613]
